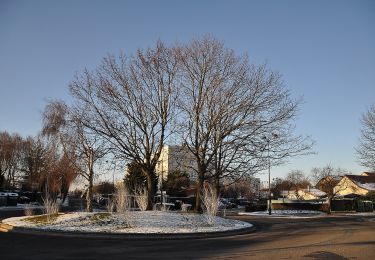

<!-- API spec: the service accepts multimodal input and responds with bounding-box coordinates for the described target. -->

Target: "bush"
[115,184,131,213]
[201,183,220,225]
[43,195,59,222]
[134,185,148,211]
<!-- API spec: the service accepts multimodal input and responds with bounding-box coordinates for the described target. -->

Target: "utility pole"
[262,131,278,216]
[267,140,271,215]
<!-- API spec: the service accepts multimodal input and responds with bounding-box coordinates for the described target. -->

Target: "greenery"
[124,161,147,192]
[24,213,63,224]
[162,170,190,197]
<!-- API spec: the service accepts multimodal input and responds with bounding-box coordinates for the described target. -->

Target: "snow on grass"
[2,211,252,234]
[239,210,326,218]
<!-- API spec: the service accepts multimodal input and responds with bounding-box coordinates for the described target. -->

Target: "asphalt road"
[1,212,374,260]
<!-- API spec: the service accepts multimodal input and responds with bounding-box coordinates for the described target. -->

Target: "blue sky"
[0,0,374,181]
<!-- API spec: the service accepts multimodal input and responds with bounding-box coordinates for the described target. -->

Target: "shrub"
[43,195,59,222]
[201,183,220,225]
[116,184,131,214]
[24,205,34,216]
[134,185,148,211]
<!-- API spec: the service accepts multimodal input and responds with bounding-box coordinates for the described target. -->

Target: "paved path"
[1,212,374,259]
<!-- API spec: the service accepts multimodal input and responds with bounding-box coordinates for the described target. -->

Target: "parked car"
[219,198,237,209]
[18,196,31,204]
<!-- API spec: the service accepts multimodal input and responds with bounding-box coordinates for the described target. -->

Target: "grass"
[86,212,111,222]
[84,212,132,228]
[23,213,63,224]
[22,212,133,229]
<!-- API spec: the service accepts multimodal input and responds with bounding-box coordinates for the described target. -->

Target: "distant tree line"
[0,131,77,202]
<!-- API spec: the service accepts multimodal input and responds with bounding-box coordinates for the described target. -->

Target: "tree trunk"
[146,171,156,210]
[195,174,204,212]
[327,196,332,214]
[86,169,94,212]
[214,175,220,198]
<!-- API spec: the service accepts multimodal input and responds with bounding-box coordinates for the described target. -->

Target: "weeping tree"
[69,42,179,210]
[43,101,107,212]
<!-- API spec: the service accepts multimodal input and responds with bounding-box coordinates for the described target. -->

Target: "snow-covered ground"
[2,211,252,234]
[238,210,326,218]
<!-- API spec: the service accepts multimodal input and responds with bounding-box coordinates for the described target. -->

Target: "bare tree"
[357,104,375,171]
[177,36,313,210]
[177,36,250,210]
[0,132,24,189]
[312,165,352,213]
[20,136,50,192]
[69,42,179,210]
[285,170,311,199]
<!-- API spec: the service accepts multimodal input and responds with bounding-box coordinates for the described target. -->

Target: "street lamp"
[262,131,278,215]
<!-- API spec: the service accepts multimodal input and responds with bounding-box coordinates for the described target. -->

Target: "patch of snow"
[358,183,375,191]
[2,211,252,234]
[239,210,326,218]
[307,188,326,196]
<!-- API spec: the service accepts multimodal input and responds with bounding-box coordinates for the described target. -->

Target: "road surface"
[1,212,374,259]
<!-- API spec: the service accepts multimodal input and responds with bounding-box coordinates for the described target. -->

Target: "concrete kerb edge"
[0,222,256,240]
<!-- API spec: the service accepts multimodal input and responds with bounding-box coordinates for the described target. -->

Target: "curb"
[0,222,256,240]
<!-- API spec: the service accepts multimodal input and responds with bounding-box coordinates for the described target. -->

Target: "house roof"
[362,172,375,177]
[345,175,375,191]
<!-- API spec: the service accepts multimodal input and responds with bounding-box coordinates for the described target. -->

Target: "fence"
[269,199,374,212]
[270,199,328,212]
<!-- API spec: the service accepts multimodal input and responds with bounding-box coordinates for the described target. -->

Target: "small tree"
[312,165,352,213]
[124,161,147,192]
[285,170,311,199]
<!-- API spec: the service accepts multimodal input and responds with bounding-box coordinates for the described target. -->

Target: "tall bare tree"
[69,42,179,209]
[357,104,375,171]
[177,36,313,210]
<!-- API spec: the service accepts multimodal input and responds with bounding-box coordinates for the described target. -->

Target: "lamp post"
[161,161,164,206]
[262,132,278,215]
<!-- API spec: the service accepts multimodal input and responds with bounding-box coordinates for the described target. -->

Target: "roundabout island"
[1,211,253,238]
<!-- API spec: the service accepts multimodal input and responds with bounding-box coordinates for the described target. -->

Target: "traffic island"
[0,211,254,239]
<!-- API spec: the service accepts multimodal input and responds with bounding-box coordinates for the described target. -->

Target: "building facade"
[155,145,197,182]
